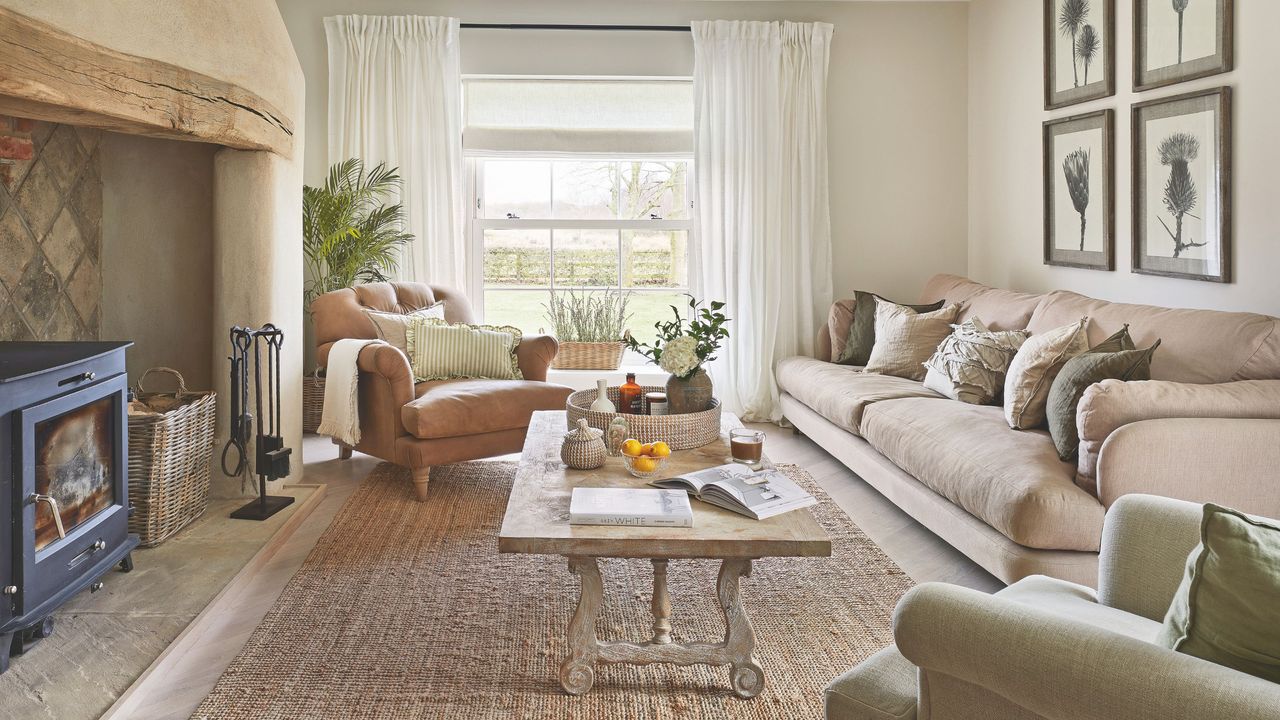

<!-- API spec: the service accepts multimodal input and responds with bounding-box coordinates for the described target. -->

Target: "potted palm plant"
[302,158,414,432]
[543,290,632,370]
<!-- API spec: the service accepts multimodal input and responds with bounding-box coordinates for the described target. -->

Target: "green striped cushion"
[405,318,523,382]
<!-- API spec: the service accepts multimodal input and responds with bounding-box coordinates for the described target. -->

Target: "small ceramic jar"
[562,418,607,470]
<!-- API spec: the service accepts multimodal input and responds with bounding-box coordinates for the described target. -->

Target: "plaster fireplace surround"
[0,1,307,482]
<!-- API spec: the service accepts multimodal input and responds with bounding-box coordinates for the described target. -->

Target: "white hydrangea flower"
[659,335,701,378]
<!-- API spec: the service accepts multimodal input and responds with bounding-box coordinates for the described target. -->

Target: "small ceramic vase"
[561,418,606,470]
[590,378,616,413]
[606,416,630,456]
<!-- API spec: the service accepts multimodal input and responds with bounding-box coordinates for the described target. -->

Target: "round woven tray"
[566,385,721,450]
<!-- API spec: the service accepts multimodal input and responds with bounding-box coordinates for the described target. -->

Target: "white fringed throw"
[318,339,381,447]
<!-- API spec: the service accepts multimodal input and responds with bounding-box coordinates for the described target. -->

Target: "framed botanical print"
[1132,87,1231,282]
[1044,110,1114,270]
[1134,0,1233,91]
[1044,0,1115,110]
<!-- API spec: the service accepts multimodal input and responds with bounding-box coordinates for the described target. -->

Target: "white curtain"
[691,20,834,422]
[324,16,466,291]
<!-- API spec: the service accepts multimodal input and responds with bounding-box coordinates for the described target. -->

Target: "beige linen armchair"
[825,494,1280,720]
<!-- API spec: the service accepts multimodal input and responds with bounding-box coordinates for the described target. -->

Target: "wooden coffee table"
[499,410,831,698]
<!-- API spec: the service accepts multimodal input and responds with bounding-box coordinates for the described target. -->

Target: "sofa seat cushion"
[860,398,1105,551]
[776,356,942,435]
[402,379,572,439]
[998,575,1163,643]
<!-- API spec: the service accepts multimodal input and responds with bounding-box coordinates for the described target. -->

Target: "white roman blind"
[462,77,694,156]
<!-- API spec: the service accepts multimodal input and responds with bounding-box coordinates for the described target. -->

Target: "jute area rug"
[193,461,913,719]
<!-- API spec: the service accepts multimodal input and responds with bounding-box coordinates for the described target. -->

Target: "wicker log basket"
[566,385,721,451]
[303,370,325,434]
[550,338,628,370]
[127,367,217,547]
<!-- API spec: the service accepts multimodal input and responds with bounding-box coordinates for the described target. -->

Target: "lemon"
[632,456,658,473]
[640,443,655,456]
[650,441,672,458]
[621,439,643,456]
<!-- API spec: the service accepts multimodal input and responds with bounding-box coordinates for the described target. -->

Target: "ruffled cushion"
[923,317,1028,405]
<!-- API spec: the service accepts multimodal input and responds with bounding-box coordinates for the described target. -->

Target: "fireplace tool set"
[221,325,294,521]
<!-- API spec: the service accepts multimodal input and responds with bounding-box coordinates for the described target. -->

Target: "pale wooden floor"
[108,424,1000,719]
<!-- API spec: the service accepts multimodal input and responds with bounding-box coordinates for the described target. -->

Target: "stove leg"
[0,633,11,674]
[119,552,135,573]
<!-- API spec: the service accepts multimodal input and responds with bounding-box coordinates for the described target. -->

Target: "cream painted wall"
[968,0,1280,316]
[100,133,216,389]
[277,0,970,299]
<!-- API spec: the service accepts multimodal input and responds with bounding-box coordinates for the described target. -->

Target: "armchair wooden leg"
[411,467,431,501]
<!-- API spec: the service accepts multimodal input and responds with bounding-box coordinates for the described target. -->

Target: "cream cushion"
[405,318,523,382]
[922,317,1028,404]
[860,397,1104,551]
[775,356,942,436]
[364,303,446,354]
[865,300,961,381]
[1003,317,1090,429]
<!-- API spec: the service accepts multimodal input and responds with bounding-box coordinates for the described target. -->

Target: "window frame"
[467,155,694,326]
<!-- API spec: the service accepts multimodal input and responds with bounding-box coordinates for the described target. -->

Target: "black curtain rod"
[460,23,690,32]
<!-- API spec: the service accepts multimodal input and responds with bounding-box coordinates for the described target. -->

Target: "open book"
[649,463,817,521]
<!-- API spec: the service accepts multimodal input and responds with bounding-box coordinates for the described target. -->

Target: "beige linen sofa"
[824,495,1280,720]
[777,274,1280,586]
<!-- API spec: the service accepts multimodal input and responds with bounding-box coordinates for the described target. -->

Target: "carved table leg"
[560,556,603,695]
[719,558,764,698]
[650,559,673,645]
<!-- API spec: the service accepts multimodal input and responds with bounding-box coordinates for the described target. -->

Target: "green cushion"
[1158,504,1280,683]
[1045,337,1158,460]
[1089,324,1136,354]
[836,291,944,366]
[405,318,523,382]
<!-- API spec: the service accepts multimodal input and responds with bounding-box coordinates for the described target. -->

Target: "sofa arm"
[516,334,559,382]
[357,342,415,409]
[1075,379,1280,495]
[1096,417,1280,516]
[894,583,1280,720]
[1096,494,1203,622]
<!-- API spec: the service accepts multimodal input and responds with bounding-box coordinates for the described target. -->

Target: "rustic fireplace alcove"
[0,2,307,479]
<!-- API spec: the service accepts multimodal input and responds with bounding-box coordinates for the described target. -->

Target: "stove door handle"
[29,494,66,540]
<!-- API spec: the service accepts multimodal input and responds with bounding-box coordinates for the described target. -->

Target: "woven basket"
[550,340,628,370]
[127,367,217,547]
[566,385,721,450]
[302,371,325,434]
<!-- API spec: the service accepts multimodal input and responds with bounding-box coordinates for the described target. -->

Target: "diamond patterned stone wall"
[0,116,101,341]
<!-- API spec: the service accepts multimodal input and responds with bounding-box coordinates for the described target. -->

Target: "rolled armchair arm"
[894,583,1280,720]
[357,342,414,408]
[1096,417,1280,516]
[1096,494,1203,622]
[516,334,559,382]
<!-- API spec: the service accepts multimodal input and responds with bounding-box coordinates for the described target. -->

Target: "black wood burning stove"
[0,341,139,673]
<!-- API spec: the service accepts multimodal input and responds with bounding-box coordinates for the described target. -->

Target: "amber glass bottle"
[619,373,644,414]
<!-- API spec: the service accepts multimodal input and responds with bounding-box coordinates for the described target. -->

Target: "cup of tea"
[729,428,765,467]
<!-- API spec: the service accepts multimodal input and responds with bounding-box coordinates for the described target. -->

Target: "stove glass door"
[33,394,117,551]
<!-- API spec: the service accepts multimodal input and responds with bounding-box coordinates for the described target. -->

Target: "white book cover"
[569,488,693,528]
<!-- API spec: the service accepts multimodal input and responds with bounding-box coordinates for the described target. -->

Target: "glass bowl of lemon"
[620,439,672,478]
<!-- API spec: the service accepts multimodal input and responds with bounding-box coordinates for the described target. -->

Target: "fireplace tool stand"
[222,325,294,521]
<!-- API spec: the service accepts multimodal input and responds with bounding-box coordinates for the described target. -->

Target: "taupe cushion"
[865,300,961,381]
[825,645,918,720]
[402,378,571,439]
[860,397,1105,551]
[365,303,445,354]
[776,356,942,436]
[830,292,946,367]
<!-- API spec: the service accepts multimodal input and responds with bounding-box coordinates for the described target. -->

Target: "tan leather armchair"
[312,282,572,500]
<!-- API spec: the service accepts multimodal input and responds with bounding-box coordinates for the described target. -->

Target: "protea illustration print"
[1157,132,1204,258]
[1076,24,1100,85]
[1058,0,1090,87]
[1062,148,1091,251]
[1174,0,1190,64]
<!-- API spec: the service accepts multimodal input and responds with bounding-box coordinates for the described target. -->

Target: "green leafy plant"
[626,295,730,378]
[542,290,632,342]
[303,158,414,309]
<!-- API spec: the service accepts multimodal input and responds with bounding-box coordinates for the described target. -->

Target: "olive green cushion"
[835,291,944,366]
[1158,504,1280,683]
[1046,333,1157,460]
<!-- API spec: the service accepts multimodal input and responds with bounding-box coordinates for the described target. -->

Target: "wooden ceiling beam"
[0,7,294,156]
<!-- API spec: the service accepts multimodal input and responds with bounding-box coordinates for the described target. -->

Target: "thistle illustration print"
[1063,148,1091,251]
[1157,132,1202,258]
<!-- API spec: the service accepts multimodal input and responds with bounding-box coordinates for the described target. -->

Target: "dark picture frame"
[1044,0,1115,110]
[1134,0,1233,92]
[1044,110,1114,271]
[1132,87,1232,283]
